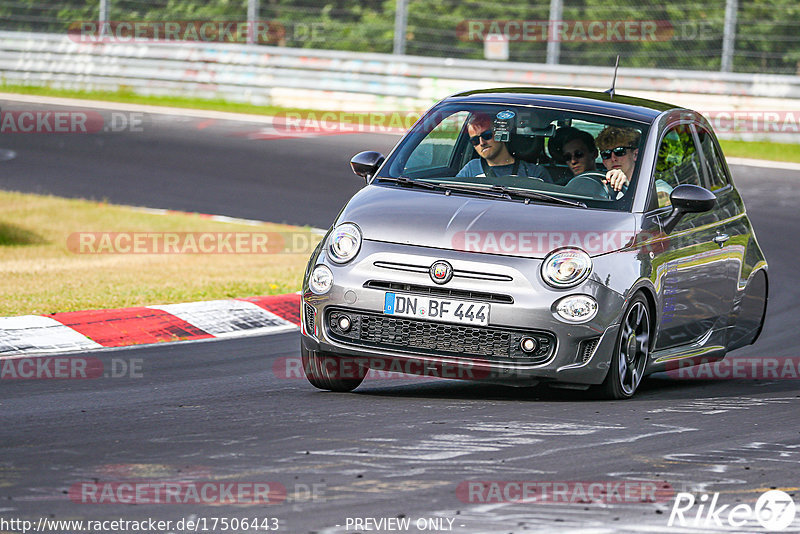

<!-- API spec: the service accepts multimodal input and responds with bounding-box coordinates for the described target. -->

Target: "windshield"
[379,103,650,211]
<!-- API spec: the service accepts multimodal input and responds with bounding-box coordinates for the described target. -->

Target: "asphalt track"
[2,99,800,533]
[0,100,399,228]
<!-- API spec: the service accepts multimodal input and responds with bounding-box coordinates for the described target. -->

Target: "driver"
[595,126,640,193]
[456,113,551,182]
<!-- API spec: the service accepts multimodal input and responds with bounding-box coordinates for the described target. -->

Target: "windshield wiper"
[433,182,512,200]
[374,177,583,207]
[373,176,439,189]
[377,178,508,199]
[491,186,587,208]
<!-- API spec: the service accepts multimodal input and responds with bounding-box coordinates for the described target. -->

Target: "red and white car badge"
[429,260,453,284]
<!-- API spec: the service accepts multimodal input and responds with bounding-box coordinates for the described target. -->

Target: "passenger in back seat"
[558,128,600,177]
[548,127,601,185]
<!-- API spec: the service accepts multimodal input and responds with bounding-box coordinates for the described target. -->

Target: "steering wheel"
[564,171,614,200]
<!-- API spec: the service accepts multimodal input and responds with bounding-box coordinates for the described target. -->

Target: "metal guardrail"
[2,30,800,111]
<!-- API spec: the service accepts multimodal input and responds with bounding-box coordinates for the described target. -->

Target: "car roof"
[445,87,678,124]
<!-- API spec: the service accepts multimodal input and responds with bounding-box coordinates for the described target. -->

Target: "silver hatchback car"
[300,88,768,399]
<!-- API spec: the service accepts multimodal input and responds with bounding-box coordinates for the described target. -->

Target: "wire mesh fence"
[1,0,797,75]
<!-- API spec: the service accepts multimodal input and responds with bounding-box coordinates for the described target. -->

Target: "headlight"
[541,248,592,288]
[309,264,334,294]
[327,223,362,264]
[555,295,598,323]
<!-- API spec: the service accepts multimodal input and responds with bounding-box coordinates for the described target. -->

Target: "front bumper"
[302,240,625,386]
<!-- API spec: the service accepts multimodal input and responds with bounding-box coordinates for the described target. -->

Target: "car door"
[648,123,737,350]
[692,124,747,342]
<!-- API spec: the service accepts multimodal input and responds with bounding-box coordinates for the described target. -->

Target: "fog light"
[309,264,333,294]
[337,315,352,332]
[520,336,538,353]
[555,295,598,323]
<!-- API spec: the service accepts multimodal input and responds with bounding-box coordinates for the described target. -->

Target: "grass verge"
[718,139,800,164]
[0,84,312,117]
[0,190,317,316]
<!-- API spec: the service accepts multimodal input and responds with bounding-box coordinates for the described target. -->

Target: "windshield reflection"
[381,104,649,211]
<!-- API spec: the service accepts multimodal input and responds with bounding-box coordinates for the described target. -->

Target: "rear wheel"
[301,344,366,392]
[599,293,651,399]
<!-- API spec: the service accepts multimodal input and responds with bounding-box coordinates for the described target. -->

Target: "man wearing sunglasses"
[596,126,640,194]
[456,113,551,181]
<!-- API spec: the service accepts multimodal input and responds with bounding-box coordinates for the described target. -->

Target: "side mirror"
[350,151,385,182]
[661,184,716,233]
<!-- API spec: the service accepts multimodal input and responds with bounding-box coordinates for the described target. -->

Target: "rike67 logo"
[669,490,797,531]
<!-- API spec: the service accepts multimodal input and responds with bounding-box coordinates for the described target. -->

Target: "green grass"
[0,84,427,123]
[0,191,318,316]
[718,139,800,164]
[0,83,318,117]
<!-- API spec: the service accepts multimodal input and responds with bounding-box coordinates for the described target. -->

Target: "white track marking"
[148,299,294,336]
[0,316,101,356]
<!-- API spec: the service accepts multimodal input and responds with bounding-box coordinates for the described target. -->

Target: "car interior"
[389,106,647,209]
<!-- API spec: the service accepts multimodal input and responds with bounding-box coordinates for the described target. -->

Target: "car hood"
[336,185,638,259]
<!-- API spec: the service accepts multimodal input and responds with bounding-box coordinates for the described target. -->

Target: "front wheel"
[301,344,366,392]
[599,294,651,399]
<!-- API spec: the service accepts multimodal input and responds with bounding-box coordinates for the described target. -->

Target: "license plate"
[383,292,490,327]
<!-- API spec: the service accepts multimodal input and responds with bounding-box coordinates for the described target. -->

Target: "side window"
[696,127,730,191]
[652,125,701,209]
[403,111,469,174]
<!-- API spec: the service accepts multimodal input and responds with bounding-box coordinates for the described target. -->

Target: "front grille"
[304,303,316,336]
[373,261,513,282]
[578,337,600,363]
[326,308,555,365]
[364,280,513,304]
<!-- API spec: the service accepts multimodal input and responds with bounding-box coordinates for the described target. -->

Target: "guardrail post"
[248,0,260,45]
[393,0,408,55]
[99,0,108,37]
[721,0,738,72]
[546,0,562,65]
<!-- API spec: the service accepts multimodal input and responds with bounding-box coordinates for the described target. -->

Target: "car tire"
[599,293,651,400]
[301,344,366,392]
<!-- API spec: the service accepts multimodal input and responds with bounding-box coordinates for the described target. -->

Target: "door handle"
[713,233,730,247]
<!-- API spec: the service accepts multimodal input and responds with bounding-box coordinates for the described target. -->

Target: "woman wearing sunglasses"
[456,113,551,181]
[595,126,640,193]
